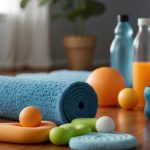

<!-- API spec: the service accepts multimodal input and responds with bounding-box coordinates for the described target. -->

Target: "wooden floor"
[0,107,148,150]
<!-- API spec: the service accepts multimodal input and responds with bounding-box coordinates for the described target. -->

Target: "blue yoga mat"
[17,70,90,82]
[0,75,97,125]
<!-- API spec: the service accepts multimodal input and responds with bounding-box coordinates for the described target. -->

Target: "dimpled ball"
[118,88,138,109]
[96,116,115,132]
[87,67,125,106]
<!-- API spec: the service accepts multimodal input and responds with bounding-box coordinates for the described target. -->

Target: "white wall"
[0,0,150,68]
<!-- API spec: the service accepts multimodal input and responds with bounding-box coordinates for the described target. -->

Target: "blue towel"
[17,70,90,82]
[0,75,97,125]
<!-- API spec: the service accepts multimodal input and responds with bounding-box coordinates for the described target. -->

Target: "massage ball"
[96,116,115,132]
[19,106,42,127]
[118,88,138,109]
[144,87,150,119]
[87,67,125,106]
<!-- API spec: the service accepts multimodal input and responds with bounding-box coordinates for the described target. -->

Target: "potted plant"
[20,0,106,70]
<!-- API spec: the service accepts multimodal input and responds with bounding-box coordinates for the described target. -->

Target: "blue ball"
[144,86,150,119]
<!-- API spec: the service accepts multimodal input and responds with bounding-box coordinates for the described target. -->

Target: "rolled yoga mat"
[17,70,90,82]
[0,76,97,125]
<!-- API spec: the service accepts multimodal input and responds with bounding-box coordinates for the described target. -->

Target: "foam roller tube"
[0,76,98,125]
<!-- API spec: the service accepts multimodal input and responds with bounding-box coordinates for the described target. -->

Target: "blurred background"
[0,0,149,72]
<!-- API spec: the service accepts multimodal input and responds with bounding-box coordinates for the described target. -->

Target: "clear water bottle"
[110,14,133,87]
[133,18,150,109]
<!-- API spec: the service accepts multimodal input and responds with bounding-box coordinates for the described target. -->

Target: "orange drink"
[133,62,150,108]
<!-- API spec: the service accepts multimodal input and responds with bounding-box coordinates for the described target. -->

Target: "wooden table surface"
[0,107,148,150]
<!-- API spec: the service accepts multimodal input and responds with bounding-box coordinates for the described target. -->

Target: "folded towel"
[17,70,90,82]
[0,75,97,125]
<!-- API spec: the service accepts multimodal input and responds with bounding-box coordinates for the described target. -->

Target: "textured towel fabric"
[17,70,90,82]
[0,76,97,125]
[69,132,137,150]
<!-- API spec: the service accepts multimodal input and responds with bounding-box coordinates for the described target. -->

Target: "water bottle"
[133,18,150,109]
[110,14,133,87]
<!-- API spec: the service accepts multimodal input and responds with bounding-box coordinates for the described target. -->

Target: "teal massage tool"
[69,132,137,150]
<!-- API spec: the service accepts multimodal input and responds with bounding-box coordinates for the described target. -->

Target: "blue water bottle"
[110,14,133,87]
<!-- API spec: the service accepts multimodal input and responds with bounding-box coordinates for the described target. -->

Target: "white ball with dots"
[96,116,115,132]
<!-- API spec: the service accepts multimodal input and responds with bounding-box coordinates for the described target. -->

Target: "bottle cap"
[138,18,150,26]
[118,15,129,22]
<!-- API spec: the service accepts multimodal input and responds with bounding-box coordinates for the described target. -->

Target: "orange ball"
[118,88,138,109]
[87,67,126,106]
[19,106,42,127]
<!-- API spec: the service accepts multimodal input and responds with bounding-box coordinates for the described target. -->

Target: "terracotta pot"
[63,35,96,70]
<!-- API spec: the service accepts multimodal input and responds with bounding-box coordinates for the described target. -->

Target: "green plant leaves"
[38,0,58,6]
[75,0,106,19]
[64,0,106,21]
[20,0,58,8]
[67,0,86,21]
[38,0,50,5]
[20,0,106,19]
[20,0,29,8]
[83,0,106,18]
[20,0,106,35]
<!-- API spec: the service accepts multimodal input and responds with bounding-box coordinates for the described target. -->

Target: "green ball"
[49,127,75,145]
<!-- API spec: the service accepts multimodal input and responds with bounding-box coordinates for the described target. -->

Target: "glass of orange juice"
[133,18,150,109]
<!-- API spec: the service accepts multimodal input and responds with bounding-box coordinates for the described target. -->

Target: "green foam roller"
[71,118,97,132]
[60,123,92,136]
